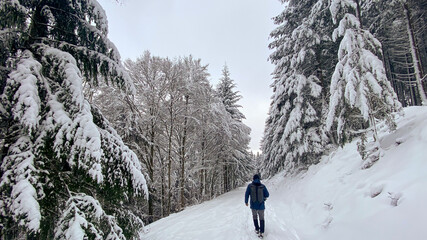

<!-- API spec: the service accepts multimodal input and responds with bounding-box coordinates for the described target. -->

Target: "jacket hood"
[252,178,261,185]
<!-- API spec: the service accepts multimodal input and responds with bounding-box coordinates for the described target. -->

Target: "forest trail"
[142,186,300,240]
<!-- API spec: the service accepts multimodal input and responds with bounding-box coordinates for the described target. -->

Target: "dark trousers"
[251,209,265,233]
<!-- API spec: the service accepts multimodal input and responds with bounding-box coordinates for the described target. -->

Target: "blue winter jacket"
[245,179,269,210]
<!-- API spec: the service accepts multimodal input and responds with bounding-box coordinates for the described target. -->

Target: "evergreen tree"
[262,0,334,176]
[326,0,402,146]
[0,1,148,238]
[217,64,245,121]
[216,64,252,191]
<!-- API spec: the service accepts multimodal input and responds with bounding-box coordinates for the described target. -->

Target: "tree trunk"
[161,162,165,218]
[158,146,165,218]
[147,118,155,222]
[200,131,206,199]
[223,164,228,193]
[210,170,216,198]
[179,95,189,210]
[406,53,420,106]
[167,100,174,216]
[403,2,427,105]
[355,0,362,28]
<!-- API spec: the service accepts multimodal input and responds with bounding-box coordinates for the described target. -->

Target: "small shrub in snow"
[357,133,368,160]
[361,141,381,169]
[358,132,382,169]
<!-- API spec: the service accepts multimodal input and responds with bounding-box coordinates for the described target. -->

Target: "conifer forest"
[0,0,426,239]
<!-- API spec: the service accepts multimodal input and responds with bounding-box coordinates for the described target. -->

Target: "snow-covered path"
[142,186,300,240]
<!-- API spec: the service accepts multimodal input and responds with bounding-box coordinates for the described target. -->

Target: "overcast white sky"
[99,0,283,153]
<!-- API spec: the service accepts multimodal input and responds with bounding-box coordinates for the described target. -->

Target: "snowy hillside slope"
[142,107,427,240]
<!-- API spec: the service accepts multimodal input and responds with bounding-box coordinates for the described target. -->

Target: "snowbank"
[269,106,427,240]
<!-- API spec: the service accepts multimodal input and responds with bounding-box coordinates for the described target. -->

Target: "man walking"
[245,174,269,238]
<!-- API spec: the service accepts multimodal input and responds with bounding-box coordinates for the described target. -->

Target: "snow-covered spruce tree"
[216,64,252,192]
[0,1,148,239]
[262,0,335,177]
[217,64,245,121]
[326,0,402,148]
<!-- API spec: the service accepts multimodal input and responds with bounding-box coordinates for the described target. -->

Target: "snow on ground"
[142,107,427,240]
